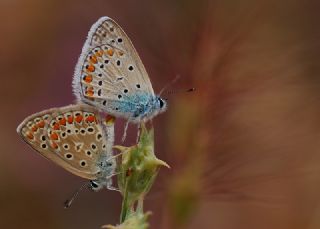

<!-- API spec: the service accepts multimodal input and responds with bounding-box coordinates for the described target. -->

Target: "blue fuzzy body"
[114,93,162,122]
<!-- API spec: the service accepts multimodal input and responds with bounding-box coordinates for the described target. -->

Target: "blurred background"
[1,0,320,228]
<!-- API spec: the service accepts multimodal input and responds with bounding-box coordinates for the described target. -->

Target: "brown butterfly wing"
[17,104,112,180]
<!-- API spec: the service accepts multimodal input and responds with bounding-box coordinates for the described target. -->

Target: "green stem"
[136,196,144,213]
[120,180,130,223]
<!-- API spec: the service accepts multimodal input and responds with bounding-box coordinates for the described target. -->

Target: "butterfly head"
[90,159,116,191]
[90,180,104,191]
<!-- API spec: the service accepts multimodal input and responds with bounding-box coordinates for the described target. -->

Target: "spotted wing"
[17,104,114,180]
[73,17,155,118]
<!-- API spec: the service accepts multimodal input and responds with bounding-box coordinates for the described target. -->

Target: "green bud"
[114,123,169,222]
[102,212,151,229]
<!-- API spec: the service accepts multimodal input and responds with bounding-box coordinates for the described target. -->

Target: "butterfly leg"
[121,120,130,143]
[106,151,123,162]
[106,172,122,192]
[107,186,121,192]
[136,124,141,143]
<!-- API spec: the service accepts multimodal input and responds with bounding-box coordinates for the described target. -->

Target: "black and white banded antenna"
[64,182,91,209]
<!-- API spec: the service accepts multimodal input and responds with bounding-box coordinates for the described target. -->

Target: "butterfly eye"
[158,98,164,108]
[90,181,102,191]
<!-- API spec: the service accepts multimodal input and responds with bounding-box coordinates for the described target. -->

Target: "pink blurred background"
[2,0,320,228]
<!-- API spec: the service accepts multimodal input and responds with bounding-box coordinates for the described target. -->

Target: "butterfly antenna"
[159,75,181,96]
[64,182,90,209]
[165,87,196,95]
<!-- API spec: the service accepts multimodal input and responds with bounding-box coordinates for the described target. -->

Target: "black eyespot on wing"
[97,133,102,140]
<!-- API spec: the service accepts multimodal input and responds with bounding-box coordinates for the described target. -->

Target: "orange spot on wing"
[31,125,38,132]
[26,132,34,140]
[59,118,66,126]
[75,115,83,123]
[53,123,60,130]
[67,116,73,124]
[87,64,95,72]
[105,115,115,124]
[119,51,124,56]
[89,55,97,64]
[107,49,114,56]
[37,120,45,128]
[51,142,58,149]
[96,50,103,57]
[86,87,94,97]
[83,75,93,83]
[50,132,59,140]
[86,115,95,123]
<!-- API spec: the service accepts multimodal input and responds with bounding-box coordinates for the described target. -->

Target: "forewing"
[73,17,154,117]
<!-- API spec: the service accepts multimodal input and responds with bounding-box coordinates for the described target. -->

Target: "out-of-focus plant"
[103,124,169,228]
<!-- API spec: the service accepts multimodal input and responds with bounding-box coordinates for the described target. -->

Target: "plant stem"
[120,180,130,223]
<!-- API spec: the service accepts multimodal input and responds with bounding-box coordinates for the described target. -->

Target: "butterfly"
[72,17,167,129]
[16,104,117,191]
